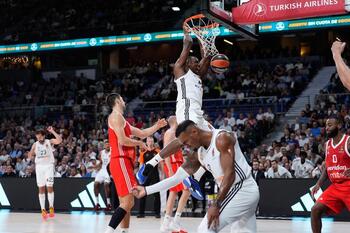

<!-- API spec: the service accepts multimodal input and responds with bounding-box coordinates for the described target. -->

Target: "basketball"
[210,54,230,73]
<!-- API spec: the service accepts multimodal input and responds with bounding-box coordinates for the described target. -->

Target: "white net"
[184,14,219,57]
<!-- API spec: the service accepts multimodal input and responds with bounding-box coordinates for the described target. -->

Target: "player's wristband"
[145,167,189,195]
[148,153,163,167]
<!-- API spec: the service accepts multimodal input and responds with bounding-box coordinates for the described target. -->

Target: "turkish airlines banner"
[232,0,348,24]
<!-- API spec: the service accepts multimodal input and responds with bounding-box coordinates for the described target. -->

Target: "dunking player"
[134,120,259,233]
[104,93,167,233]
[311,116,350,233]
[28,127,62,220]
[137,27,211,189]
[161,116,191,233]
[94,141,112,211]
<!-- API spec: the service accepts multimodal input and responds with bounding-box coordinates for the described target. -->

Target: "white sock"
[193,166,206,181]
[104,226,114,233]
[163,214,171,225]
[48,192,54,208]
[148,154,162,167]
[174,212,182,223]
[107,198,111,205]
[39,193,45,210]
[95,195,99,204]
[120,228,129,233]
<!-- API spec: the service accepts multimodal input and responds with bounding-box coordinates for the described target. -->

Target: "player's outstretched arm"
[174,29,193,78]
[331,40,350,90]
[311,163,328,198]
[130,118,167,139]
[48,126,62,145]
[133,152,201,199]
[110,113,148,150]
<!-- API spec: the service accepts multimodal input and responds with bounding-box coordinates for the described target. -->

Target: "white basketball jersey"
[175,69,203,108]
[101,149,111,169]
[197,130,251,187]
[34,139,54,165]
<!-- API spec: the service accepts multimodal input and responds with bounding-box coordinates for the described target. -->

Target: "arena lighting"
[223,39,233,45]
[172,6,180,11]
[0,14,350,55]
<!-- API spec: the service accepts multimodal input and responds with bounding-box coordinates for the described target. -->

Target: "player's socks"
[148,154,162,167]
[48,192,54,208]
[174,212,182,223]
[38,193,46,210]
[104,226,114,233]
[105,207,127,232]
[49,207,55,218]
[120,228,128,233]
[107,198,111,205]
[95,195,99,204]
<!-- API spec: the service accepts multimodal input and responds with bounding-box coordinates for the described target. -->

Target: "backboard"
[201,0,259,40]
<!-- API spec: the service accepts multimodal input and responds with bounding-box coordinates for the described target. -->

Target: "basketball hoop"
[183,14,220,57]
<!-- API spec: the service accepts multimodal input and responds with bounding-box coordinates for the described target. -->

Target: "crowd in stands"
[0,61,169,108]
[0,58,323,180]
[2,0,196,43]
[248,72,349,181]
[143,60,313,109]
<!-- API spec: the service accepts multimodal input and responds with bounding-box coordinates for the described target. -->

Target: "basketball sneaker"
[170,220,187,233]
[160,216,175,233]
[41,209,48,220]
[94,203,101,211]
[49,207,55,218]
[136,164,152,185]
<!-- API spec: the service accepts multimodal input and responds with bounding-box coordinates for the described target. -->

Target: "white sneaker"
[160,217,174,233]
[169,219,187,233]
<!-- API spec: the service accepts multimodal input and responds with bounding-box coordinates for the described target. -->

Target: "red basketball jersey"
[325,134,350,184]
[109,121,135,162]
[170,150,184,164]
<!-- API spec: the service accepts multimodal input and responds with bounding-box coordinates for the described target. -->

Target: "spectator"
[226,112,236,127]
[2,165,16,177]
[69,166,82,178]
[312,160,324,178]
[219,118,232,131]
[9,142,22,159]
[267,160,292,178]
[299,111,309,125]
[236,113,247,126]
[310,121,321,137]
[298,132,309,147]
[291,151,314,178]
[264,108,275,123]
[251,161,265,185]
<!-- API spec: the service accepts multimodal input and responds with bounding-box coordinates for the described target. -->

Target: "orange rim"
[183,14,219,30]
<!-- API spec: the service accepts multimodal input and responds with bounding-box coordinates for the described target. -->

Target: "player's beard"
[327,128,339,138]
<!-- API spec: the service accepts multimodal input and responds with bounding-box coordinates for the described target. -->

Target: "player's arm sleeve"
[145,167,190,195]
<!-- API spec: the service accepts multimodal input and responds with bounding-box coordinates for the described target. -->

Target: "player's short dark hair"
[35,129,46,136]
[106,93,121,108]
[175,120,196,137]
[271,159,278,164]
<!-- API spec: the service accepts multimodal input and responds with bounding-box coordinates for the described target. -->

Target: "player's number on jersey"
[332,154,338,163]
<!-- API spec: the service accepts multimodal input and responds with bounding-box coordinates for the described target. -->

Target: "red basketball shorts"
[317,182,350,214]
[110,157,137,197]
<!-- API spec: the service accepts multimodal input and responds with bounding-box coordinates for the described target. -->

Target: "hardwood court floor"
[0,210,348,233]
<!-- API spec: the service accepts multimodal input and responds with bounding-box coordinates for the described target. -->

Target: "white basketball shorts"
[35,164,55,187]
[95,168,111,184]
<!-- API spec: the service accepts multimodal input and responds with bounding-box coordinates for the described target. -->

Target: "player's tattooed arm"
[159,138,183,159]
